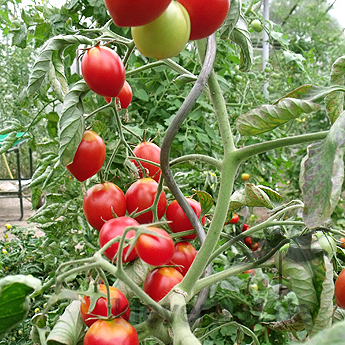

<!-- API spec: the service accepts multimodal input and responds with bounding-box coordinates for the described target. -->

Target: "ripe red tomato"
[81,46,125,97]
[169,242,197,276]
[230,213,239,224]
[244,236,252,248]
[104,0,172,27]
[165,198,205,240]
[335,268,345,308]
[131,142,161,182]
[84,318,139,345]
[83,182,126,231]
[242,223,250,232]
[99,217,139,263]
[131,1,190,60]
[66,130,106,182]
[143,267,184,302]
[251,242,259,251]
[135,227,174,266]
[178,0,230,40]
[80,285,130,327]
[125,178,166,224]
[104,81,132,109]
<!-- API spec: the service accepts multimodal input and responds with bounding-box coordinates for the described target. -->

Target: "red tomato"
[131,142,161,182]
[99,217,139,263]
[66,130,106,182]
[230,213,239,224]
[83,182,126,231]
[104,81,132,109]
[80,285,130,327]
[335,268,345,308]
[165,198,205,240]
[168,242,197,276]
[244,236,252,248]
[104,0,172,27]
[143,267,184,302]
[131,1,190,60]
[251,242,259,251]
[125,178,166,224]
[242,223,250,232]
[84,318,139,345]
[135,227,174,266]
[178,0,230,40]
[81,46,125,97]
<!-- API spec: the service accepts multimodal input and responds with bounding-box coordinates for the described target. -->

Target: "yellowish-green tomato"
[241,173,250,181]
[4,223,12,230]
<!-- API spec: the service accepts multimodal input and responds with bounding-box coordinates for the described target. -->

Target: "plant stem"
[170,154,221,170]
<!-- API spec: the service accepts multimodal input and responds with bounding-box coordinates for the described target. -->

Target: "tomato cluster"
[242,224,259,251]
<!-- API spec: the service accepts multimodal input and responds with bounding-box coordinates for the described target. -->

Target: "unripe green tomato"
[234,75,243,82]
[251,19,263,33]
[131,1,190,60]
[271,72,280,79]
[266,86,275,92]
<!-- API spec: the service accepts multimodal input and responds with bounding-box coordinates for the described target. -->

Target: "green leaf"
[219,0,241,38]
[47,301,85,345]
[300,111,345,228]
[236,98,320,136]
[11,21,28,49]
[48,50,69,102]
[28,35,92,97]
[325,56,345,123]
[193,190,214,217]
[58,80,89,166]
[0,275,41,337]
[135,88,149,102]
[228,183,274,211]
[0,132,19,155]
[229,15,253,72]
[257,185,283,203]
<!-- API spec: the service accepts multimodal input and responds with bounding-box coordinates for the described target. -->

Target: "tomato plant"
[83,182,126,231]
[178,0,230,40]
[131,141,161,182]
[165,198,205,240]
[81,46,125,97]
[104,0,172,27]
[99,217,139,263]
[168,241,197,276]
[335,268,345,308]
[104,80,133,109]
[125,178,167,224]
[84,318,139,345]
[80,285,130,327]
[66,130,106,182]
[143,267,184,302]
[135,227,174,266]
[131,1,190,60]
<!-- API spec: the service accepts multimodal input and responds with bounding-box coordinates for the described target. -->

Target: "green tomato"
[251,19,263,33]
[131,1,191,60]
[234,75,243,82]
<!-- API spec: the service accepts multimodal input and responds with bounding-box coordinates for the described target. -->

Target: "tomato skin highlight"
[66,130,106,182]
[168,241,197,276]
[126,178,167,224]
[80,285,130,327]
[83,182,126,231]
[166,198,205,240]
[178,0,230,40]
[104,81,132,109]
[132,142,161,182]
[135,227,174,266]
[81,46,125,98]
[84,318,139,345]
[99,217,139,263]
[143,267,184,302]
[131,1,191,60]
[104,0,172,27]
[335,268,345,309]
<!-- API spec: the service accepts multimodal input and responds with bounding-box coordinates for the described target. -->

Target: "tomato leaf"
[325,56,345,123]
[236,98,320,136]
[193,190,214,217]
[219,0,241,38]
[256,185,283,203]
[0,275,41,337]
[48,50,69,102]
[27,35,92,97]
[228,183,274,211]
[229,15,253,72]
[0,132,19,155]
[47,300,85,345]
[59,80,89,166]
[300,110,345,228]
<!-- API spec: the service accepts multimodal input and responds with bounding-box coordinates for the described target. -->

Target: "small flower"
[2,249,8,255]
